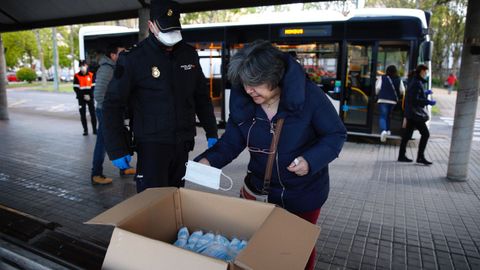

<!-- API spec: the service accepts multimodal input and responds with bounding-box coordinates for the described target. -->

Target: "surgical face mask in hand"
[183,161,232,191]
[155,30,182,46]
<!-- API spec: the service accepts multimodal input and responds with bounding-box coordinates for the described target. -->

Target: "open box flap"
[102,228,228,270]
[85,187,177,226]
[234,207,321,270]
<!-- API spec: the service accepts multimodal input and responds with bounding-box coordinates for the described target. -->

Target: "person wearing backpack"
[376,65,405,142]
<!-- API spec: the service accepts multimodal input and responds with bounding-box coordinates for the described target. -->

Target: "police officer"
[103,0,218,192]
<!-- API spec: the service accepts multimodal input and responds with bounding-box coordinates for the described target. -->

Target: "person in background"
[73,60,96,136]
[195,40,347,270]
[103,0,218,192]
[90,43,137,185]
[398,64,436,165]
[446,72,457,95]
[376,65,405,142]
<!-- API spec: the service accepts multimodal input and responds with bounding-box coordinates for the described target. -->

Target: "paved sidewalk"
[1,88,480,269]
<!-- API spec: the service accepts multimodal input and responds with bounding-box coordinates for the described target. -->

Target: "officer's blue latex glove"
[424,89,433,95]
[428,100,437,106]
[207,138,218,148]
[112,155,132,170]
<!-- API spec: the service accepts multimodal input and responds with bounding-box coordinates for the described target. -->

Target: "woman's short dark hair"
[415,64,428,76]
[227,40,285,90]
[386,65,398,77]
[106,43,124,58]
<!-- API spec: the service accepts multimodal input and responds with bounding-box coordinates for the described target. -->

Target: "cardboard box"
[86,188,320,270]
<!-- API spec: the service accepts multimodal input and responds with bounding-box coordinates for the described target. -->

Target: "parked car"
[60,72,74,82]
[6,72,18,82]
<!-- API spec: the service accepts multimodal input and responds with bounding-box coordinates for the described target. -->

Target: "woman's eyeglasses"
[246,117,275,154]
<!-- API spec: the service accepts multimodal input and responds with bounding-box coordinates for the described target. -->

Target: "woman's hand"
[198,158,210,166]
[287,156,309,176]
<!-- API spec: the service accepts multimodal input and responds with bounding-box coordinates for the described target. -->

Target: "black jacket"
[404,75,429,122]
[103,34,218,160]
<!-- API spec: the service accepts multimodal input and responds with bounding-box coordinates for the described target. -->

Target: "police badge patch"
[152,66,160,78]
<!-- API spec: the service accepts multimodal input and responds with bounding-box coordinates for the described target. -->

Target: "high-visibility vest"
[74,72,94,90]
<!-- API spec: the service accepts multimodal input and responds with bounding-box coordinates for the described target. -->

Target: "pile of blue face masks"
[173,227,248,261]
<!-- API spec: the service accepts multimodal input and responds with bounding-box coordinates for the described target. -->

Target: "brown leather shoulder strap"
[262,118,284,194]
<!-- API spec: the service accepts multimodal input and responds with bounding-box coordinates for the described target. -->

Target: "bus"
[79,8,433,138]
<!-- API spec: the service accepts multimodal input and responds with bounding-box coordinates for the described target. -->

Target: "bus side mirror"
[422,41,433,61]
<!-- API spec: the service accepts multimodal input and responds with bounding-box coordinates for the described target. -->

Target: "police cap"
[150,0,182,33]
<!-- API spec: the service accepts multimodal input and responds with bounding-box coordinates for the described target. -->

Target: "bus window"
[275,43,339,99]
[344,43,373,126]
[377,44,409,81]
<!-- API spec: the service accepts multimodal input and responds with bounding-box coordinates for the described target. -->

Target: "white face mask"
[156,30,182,46]
[80,66,87,73]
[183,160,232,191]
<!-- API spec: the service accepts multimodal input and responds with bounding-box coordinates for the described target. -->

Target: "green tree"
[182,8,258,24]
[2,31,38,68]
[366,0,466,79]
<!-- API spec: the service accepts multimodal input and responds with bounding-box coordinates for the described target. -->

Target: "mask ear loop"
[220,173,233,191]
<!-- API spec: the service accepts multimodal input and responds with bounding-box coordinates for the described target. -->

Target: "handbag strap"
[262,118,285,195]
[386,76,399,102]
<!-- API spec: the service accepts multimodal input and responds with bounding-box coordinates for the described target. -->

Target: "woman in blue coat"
[195,40,346,269]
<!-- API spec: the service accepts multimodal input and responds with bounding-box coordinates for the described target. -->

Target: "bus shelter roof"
[0,0,329,32]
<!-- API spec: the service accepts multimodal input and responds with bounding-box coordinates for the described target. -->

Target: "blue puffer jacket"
[195,55,347,213]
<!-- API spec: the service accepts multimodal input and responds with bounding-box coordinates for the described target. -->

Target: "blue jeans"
[91,108,106,176]
[378,103,394,132]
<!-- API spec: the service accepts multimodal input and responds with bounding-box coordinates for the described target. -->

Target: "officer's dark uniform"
[103,11,218,192]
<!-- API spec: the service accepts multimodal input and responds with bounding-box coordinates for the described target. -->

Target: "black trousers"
[399,118,430,159]
[134,141,192,193]
[77,96,96,132]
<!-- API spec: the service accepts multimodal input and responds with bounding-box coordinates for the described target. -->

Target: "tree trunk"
[70,26,75,75]
[0,34,9,120]
[447,0,480,181]
[34,30,47,85]
[52,27,60,92]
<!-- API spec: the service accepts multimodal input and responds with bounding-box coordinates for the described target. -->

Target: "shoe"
[120,168,136,176]
[91,175,113,185]
[387,130,391,135]
[380,130,387,142]
[398,156,413,162]
[83,131,88,136]
[417,157,433,165]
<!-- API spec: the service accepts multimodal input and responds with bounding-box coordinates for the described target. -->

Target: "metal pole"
[138,8,149,42]
[52,27,59,92]
[0,34,9,120]
[447,0,480,181]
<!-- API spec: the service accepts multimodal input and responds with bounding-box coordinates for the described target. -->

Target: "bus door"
[342,43,375,133]
[374,42,411,137]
